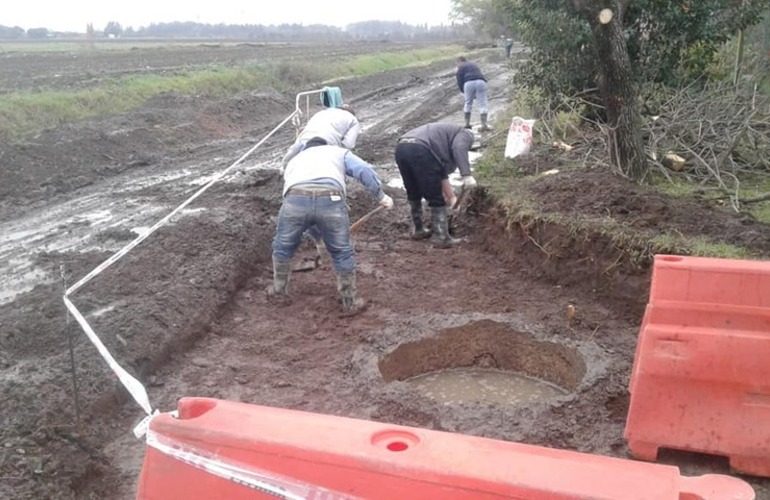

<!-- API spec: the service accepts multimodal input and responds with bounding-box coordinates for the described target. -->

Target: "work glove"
[379,194,394,210]
[462,176,477,188]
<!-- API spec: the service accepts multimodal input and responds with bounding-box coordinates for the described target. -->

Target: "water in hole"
[406,368,568,405]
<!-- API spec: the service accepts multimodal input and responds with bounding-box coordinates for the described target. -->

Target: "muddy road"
[1,43,767,499]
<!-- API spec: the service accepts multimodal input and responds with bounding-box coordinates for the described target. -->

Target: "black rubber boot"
[267,257,291,298]
[480,113,492,131]
[464,112,472,129]
[409,200,431,240]
[430,206,461,248]
[337,271,366,315]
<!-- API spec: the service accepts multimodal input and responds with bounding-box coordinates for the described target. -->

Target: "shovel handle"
[350,205,385,233]
[452,184,468,211]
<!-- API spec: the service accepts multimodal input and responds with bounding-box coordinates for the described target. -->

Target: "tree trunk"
[583,3,647,180]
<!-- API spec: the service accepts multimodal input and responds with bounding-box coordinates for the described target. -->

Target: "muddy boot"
[480,113,492,132]
[430,206,461,248]
[336,271,366,315]
[267,257,291,297]
[463,112,472,129]
[409,200,431,240]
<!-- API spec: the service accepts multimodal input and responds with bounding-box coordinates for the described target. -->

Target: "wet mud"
[1,42,769,499]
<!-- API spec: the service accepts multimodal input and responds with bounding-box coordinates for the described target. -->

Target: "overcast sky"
[5,0,456,32]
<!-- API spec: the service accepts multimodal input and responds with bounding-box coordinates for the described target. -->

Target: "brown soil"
[1,42,769,499]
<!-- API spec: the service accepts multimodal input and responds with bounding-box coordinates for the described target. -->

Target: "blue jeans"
[272,193,355,273]
[305,224,322,242]
[463,79,488,114]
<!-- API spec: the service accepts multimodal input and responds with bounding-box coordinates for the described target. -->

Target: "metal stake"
[61,265,82,432]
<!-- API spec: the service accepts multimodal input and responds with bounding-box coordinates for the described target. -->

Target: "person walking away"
[394,122,477,248]
[281,104,360,171]
[455,56,491,132]
[269,137,393,314]
[504,38,513,58]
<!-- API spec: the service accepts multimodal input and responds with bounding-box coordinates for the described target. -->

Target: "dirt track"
[1,42,769,499]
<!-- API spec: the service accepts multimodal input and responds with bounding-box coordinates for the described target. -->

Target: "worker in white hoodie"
[281,104,360,171]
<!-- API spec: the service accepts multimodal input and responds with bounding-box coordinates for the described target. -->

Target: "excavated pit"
[379,319,584,406]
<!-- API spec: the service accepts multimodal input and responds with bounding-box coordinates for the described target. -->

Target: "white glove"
[462,176,477,188]
[379,194,394,210]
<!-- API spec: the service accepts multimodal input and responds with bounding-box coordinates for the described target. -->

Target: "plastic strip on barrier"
[146,428,355,500]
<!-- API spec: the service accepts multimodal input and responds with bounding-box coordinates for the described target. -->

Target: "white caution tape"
[65,109,300,296]
[146,428,357,500]
[63,294,154,415]
[133,410,162,439]
[61,115,300,418]
[62,88,331,427]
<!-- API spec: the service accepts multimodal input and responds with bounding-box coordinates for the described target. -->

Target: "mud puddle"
[0,155,256,305]
[405,368,568,405]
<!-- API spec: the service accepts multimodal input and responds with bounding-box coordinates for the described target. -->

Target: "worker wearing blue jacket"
[455,56,491,132]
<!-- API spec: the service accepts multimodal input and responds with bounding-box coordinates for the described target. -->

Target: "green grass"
[0,40,248,53]
[647,232,752,259]
[0,45,461,139]
[0,41,112,53]
[652,174,770,225]
[325,47,457,80]
[749,201,770,224]
[653,178,701,199]
[736,177,770,224]
[0,68,277,137]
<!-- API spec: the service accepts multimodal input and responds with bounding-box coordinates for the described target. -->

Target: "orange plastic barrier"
[626,254,770,477]
[136,397,754,499]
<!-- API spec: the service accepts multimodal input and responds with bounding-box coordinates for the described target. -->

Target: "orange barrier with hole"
[136,397,754,499]
[625,254,770,477]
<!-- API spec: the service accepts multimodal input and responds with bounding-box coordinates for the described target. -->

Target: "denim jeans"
[463,79,489,114]
[305,224,322,242]
[272,193,354,273]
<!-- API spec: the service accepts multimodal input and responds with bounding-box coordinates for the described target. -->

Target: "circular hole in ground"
[378,319,586,406]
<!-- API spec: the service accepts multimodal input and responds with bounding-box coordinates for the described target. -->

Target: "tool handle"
[350,206,385,233]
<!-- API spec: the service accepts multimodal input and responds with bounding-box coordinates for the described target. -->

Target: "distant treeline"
[0,20,472,41]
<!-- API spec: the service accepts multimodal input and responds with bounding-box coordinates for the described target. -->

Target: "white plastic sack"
[504,117,536,159]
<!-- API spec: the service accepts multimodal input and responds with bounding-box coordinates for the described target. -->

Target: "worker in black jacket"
[455,56,491,132]
[394,122,477,248]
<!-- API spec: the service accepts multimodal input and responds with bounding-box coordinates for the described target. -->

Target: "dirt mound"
[530,168,770,253]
